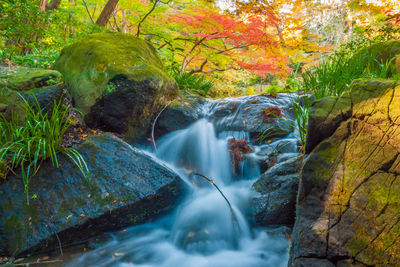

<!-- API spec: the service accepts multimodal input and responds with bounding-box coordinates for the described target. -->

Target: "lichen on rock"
[290,78,400,266]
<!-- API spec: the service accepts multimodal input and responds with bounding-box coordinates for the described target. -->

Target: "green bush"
[0,94,89,204]
[264,85,282,95]
[173,72,213,96]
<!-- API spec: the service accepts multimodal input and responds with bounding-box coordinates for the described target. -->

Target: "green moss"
[3,215,23,254]
[349,236,369,257]
[54,32,175,114]
[0,68,62,91]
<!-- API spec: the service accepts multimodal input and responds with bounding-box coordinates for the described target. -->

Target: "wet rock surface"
[206,94,295,140]
[0,133,184,257]
[290,79,400,266]
[251,156,301,226]
[154,93,207,139]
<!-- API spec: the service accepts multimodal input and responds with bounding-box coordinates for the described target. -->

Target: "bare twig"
[82,0,95,23]
[137,0,166,37]
[192,172,239,228]
[151,100,175,151]
[55,233,64,258]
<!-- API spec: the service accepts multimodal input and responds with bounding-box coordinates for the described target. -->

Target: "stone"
[251,156,301,226]
[54,32,178,142]
[154,92,207,139]
[0,133,184,257]
[0,66,64,118]
[289,78,400,266]
[206,94,295,140]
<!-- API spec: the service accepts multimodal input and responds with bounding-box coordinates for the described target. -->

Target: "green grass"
[302,42,397,99]
[0,94,89,205]
[259,95,311,151]
[173,72,213,96]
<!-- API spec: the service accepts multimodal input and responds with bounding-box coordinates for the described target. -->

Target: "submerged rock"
[0,133,184,257]
[290,79,400,266]
[54,32,178,142]
[251,156,301,226]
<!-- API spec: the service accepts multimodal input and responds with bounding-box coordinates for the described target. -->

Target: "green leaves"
[0,93,89,205]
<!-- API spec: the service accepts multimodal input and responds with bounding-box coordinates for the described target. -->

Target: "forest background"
[1,0,400,97]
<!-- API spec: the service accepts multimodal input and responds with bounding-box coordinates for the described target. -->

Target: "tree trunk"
[96,0,119,27]
[46,0,62,10]
[39,0,48,11]
[121,9,127,33]
[69,0,75,37]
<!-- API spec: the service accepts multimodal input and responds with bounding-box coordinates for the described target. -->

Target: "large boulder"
[290,79,400,266]
[251,156,300,226]
[0,133,184,257]
[54,32,178,142]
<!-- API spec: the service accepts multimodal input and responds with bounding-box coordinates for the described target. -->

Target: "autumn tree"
[161,3,289,77]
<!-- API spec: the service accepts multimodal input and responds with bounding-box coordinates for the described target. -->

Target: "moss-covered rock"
[0,159,7,180]
[0,133,184,257]
[290,79,400,266]
[0,67,62,91]
[54,32,178,142]
[0,66,64,119]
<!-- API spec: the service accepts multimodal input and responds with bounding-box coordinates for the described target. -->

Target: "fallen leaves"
[228,138,253,176]
[262,106,283,122]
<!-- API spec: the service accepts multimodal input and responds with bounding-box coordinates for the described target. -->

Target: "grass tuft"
[0,93,89,205]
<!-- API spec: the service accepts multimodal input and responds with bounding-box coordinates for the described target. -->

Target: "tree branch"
[82,0,95,23]
[137,0,164,37]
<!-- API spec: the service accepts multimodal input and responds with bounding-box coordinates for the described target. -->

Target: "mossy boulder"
[54,32,178,142]
[0,133,184,257]
[0,160,7,180]
[290,79,400,266]
[0,66,63,118]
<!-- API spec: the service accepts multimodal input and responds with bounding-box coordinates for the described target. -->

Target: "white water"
[67,98,291,267]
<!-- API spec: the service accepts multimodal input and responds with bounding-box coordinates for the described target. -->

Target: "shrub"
[0,94,89,204]
[173,72,213,96]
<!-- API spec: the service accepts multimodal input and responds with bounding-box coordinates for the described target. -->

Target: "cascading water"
[67,96,293,267]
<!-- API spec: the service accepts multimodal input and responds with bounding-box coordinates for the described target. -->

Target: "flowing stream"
[66,96,293,267]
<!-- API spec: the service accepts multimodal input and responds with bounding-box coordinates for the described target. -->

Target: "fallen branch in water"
[192,172,239,228]
[151,100,175,152]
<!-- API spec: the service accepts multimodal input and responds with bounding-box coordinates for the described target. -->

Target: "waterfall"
[67,95,293,267]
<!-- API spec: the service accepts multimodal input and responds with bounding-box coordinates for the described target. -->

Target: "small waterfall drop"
[67,96,292,267]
